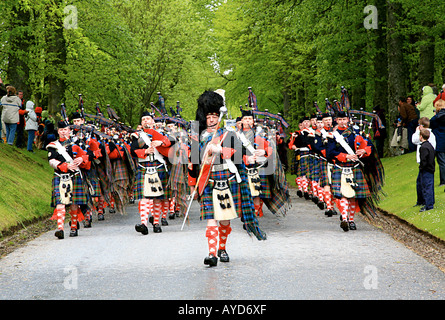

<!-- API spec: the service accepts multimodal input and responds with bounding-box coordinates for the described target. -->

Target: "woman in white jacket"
[25,101,38,152]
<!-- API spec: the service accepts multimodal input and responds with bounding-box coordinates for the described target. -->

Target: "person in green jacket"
[416,86,437,119]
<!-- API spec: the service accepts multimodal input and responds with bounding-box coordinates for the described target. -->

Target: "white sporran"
[143,167,164,198]
[59,174,73,205]
[212,179,237,221]
[340,167,357,198]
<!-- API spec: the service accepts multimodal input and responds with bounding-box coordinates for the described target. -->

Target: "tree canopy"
[1,0,444,130]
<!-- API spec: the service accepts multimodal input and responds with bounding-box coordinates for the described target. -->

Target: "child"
[412,117,436,207]
[418,129,435,212]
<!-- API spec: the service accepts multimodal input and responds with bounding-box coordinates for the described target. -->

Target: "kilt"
[85,168,101,197]
[112,158,129,182]
[199,167,254,221]
[331,161,370,199]
[297,150,311,177]
[309,155,320,181]
[259,173,271,199]
[51,173,88,207]
[134,160,170,200]
[318,157,330,187]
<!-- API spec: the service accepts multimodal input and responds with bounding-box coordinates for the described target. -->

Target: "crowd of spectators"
[386,82,445,211]
[0,77,56,152]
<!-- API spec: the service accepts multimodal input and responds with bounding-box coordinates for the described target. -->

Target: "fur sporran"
[143,167,164,198]
[59,174,73,205]
[340,167,358,198]
[212,179,237,221]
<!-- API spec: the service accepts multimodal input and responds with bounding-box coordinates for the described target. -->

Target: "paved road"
[1,193,445,301]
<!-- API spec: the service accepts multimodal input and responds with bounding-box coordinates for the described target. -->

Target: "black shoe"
[325,209,333,217]
[149,216,154,225]
[69,228,78,237]
[303,192,310,200]
[204,254,218,267]
[312,196,319,204]
[55,229,64,239]
[413,203,423,207]
[317,201,325,210]
[168,213,176,220]
[340,220,349,232]
[135,223,149,235]
[109,208,115,213]
[98,213,105,221]
[161,218,168,226]
[296,190,303,198]
[83,219,92,228]
[217,249,230,262]
[153,223,162,233]
[349,221,357,230]
[420,206,433,212]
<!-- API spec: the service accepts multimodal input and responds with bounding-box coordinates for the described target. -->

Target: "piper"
[187,90,266,267]
[47,119,91,239]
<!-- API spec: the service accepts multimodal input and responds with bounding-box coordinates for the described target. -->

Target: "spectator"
[416,86,436,119]
[372,105,387,158]
[417,129,435,212]
[0,77,7,143]
[398,97,418,152]
[15,90,26,148]
[1,86,22,145]
[430,99,445,187]
[25,101,38,152]
[412,117,436,207]
[407,95,420,119]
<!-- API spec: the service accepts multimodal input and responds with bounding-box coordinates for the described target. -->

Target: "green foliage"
[1,0,445,129]
[0,145,53,233]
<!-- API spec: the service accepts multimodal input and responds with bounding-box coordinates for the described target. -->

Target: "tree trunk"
[46,3,67,116]
[418,23,435,88]
[386,0,405,123]
[373,0,388,110]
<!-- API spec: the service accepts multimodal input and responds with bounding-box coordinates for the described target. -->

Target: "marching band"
[46,87,385,266]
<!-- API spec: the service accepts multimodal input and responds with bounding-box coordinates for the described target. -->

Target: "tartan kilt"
[51,173,88,207]
[309,155,320,181]
[318,157,330,187]
[259,173,271,199]
[112,158,129,182]
[85,168,101,197]
[134,160,170,200]
[199,168,254,221]
[331,162,370,199]
[297,151,311,177]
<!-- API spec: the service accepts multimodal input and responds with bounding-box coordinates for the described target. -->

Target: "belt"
[209,175,236,183]
[211,163,230,172]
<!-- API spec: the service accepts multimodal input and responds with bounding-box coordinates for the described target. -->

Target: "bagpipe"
[150,92,190,130]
